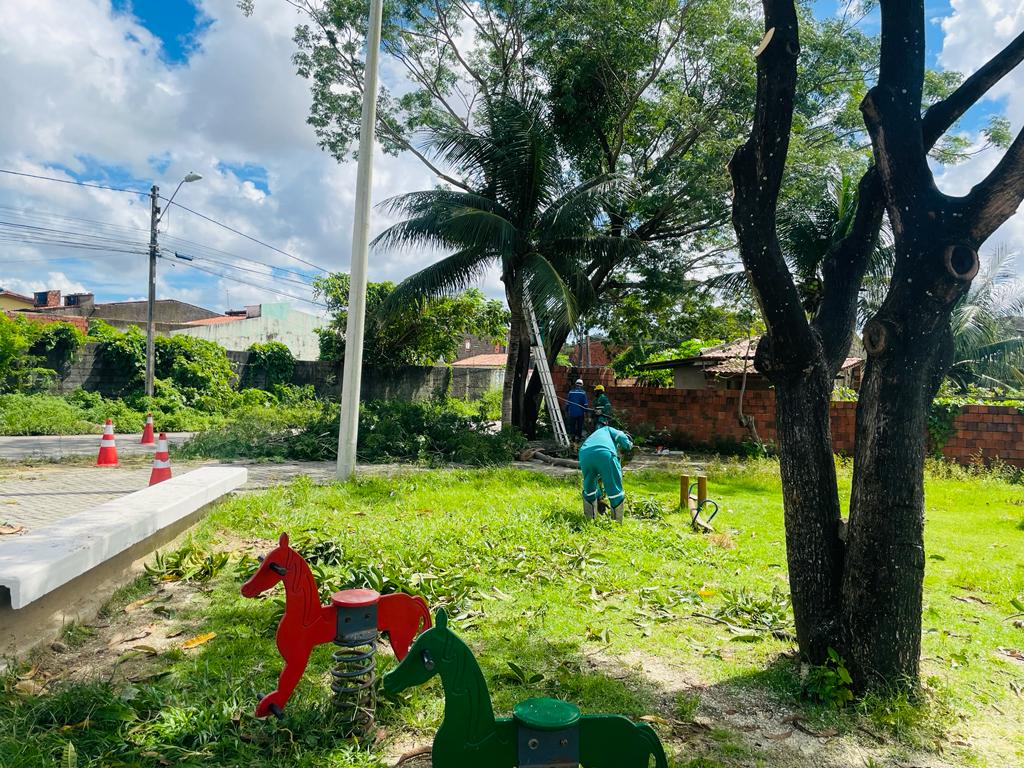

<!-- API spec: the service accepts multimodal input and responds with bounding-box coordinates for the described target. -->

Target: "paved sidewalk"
[0,433,193,461]
[0,461,426,536]
[0,464,203,533]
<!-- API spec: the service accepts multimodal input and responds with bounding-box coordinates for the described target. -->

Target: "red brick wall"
[552,366,1024,467]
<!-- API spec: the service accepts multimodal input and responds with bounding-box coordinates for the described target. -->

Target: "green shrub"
[803,648,854,708]
[29,321,85,377]
[180,398,524,464]
[0,393,96,435]
[0,313,54,392]
[155,335,235,408]
[244,341,295,389]
[96,324,146,395]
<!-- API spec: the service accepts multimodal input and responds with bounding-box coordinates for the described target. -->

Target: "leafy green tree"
[314,273,509,369]
[373,96,630,428]
[243,0,884,434]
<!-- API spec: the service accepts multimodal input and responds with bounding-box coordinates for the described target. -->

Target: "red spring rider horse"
[241,533,431,723]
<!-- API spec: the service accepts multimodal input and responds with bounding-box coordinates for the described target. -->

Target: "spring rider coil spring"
[330,589,381,731]
[240,533,431,729]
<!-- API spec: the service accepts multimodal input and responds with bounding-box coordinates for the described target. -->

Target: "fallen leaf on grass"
[181,632,216,649]
[108,630,151,648]
[639,715,669,725]
[952,595,992,606]
[124,596,156,613]
[14,679,45,695]
[0,524,25,535]
[165,629,186,639]
[996,647,1024,665]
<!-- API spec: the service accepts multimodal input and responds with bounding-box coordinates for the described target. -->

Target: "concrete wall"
[229,351,504,402]
[172,303,322,360]
[0,295,34,311]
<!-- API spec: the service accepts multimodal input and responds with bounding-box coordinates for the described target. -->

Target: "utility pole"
[336,0,385,480]
[146,184,159,399]
[144,173,202,400]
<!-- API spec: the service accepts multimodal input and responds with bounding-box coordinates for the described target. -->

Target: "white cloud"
[1,272,90,297]
[0,0,481,315]
[935,0,1024,266]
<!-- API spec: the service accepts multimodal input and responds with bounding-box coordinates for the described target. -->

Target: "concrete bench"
[0,466,247,610]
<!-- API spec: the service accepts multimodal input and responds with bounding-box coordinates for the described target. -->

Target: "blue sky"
[112,0,211,64]
[0,0,1020,311]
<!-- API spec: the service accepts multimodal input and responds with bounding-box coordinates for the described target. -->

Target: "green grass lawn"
[2,459,1022,767]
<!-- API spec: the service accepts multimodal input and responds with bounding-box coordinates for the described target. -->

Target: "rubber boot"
[583,499,596,519]
[612,503,624,523]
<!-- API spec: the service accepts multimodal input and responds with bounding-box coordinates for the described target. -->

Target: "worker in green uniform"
[593,384,612,428]
[579,425,634,522]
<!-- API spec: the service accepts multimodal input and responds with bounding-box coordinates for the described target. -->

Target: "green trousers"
[580,448,624,507]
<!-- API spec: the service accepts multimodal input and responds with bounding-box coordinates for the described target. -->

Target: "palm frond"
[385,248,494,311]
[522,251,577,329]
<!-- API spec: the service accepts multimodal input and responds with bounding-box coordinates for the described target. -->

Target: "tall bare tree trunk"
[729,1,1024,692]
[503,285,533,430]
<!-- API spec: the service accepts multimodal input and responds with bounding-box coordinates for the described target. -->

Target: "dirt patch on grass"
[24,580,210,688]
[588,649,957,768]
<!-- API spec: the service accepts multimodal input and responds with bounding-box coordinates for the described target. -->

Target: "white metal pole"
[337,0,385,480]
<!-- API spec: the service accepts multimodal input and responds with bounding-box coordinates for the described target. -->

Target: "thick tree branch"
[813,168,886,374]
[729,1,816,374]
[816,26,1024,367]
[861,2,932,229]
[922,28,1024,149]
[964,126,1024,242]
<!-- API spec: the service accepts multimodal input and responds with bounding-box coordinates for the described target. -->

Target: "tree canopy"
[314,273,509,369]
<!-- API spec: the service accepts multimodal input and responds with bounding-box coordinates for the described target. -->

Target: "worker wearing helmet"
[565,378,588,442]
[579,425,634,522]
[593,384,612,428]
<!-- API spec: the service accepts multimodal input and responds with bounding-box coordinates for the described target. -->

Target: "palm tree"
[373,95,625,429]
[948,246,1024,391]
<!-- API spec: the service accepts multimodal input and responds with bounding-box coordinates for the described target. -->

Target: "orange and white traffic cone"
[96,419,119,466]
[149,433,172,485]
[140,413,155,445]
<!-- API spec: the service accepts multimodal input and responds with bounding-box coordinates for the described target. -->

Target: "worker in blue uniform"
[579,425,634,522]
[565,378,588,442]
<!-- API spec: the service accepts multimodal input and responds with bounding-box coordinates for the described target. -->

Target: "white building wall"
[170,304,323,360]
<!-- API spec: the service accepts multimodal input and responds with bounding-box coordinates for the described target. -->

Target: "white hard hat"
[575,379,584,386]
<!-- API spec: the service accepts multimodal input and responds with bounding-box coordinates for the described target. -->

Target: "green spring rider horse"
[383,610,668,768]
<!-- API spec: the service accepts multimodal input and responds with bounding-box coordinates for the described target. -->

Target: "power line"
[160,255,327,308]
[0,168,148,196]
[171,250,318,289]
[160,233,318,283]
[162,198,330,274]
[0,169,331,276]
[0,204,316,286]
[0,204,151,237]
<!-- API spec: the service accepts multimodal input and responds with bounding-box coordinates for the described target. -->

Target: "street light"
[146,172,203,398]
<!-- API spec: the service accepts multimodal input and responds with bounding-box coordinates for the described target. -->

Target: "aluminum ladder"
[524,292,570,448]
